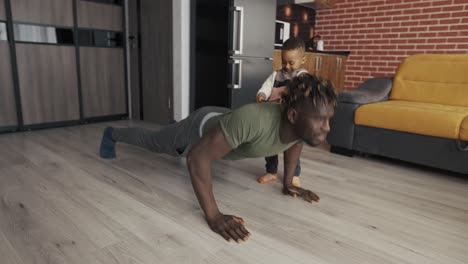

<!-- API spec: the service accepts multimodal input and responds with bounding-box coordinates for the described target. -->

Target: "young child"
[256,37,308,187]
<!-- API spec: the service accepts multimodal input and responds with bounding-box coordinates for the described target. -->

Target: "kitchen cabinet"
[306,52,347,92]
[325,54,346,92]
[273,50,347,92]
[273,49,282,71]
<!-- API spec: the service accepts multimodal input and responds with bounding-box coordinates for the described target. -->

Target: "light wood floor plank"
[0,121,467,264]
[0,164,99,264]
[0,231,24,264]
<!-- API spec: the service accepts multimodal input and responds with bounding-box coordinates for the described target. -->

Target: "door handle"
[229,6,244,55]
[228,59,242,89]
[315,57,322,72]
[128,35,137,49]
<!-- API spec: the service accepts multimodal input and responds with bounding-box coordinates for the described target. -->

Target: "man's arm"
[283,143,303,187]
[187,126,251,243]
[283,143,320,203]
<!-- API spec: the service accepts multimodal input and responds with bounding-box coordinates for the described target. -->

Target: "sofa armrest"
[339,77,393,105]
[328,77,393,151]
[327,102,361,150]
[457,140,468,151]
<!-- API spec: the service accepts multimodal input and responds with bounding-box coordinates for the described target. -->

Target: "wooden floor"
[0,121,467,264]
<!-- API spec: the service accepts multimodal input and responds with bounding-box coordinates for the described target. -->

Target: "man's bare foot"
[257,173,277,184]
[292,176,300,187]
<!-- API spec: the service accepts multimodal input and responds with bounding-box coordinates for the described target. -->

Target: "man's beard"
[302,136,321,147]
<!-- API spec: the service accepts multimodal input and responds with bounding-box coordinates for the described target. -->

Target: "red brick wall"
[315,0,468,90]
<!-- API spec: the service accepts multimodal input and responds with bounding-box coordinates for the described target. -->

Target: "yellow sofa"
[328,54,468,174]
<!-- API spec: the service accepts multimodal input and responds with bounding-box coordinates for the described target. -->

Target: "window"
[14,24,74,45]
[0,22,7,41]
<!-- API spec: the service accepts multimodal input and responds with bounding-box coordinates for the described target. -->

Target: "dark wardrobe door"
[140,0,173,124]
[0,0,5,19]
[11,0,80,126]
[80,47,126,118]
[10,0,74,27]
[77,0,127,118]
[16,44,80,125]
[0,0,18,131]
[0,42,18,130]
[77,0,122,31]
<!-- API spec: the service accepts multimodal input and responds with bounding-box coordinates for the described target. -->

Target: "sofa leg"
[330,146,355,157]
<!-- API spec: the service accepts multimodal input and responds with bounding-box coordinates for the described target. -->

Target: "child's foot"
[257,173,277,184]
[292,176,301,188]
[100,127,116,159]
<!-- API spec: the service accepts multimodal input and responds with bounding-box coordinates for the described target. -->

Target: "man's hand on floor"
[207,213,251,243]
[283,185,320,203]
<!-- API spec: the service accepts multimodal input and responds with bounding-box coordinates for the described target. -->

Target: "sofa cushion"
[461,116,468,141]
[390,54,468,107]
[355,100,468,140]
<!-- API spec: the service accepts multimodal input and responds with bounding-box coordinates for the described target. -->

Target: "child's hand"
[256,93,266,103]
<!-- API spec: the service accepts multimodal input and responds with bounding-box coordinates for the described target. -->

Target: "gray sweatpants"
[112,107,230,157]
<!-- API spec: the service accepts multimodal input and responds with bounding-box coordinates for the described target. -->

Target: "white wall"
[172,0,190,121]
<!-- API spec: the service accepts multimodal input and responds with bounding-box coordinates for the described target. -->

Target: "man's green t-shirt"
[203,102,299,160]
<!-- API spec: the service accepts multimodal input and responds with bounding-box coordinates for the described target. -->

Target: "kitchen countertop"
[306,50,351,56]
[275,47,350,56]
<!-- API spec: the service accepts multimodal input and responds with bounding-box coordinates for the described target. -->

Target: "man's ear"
[287,108,298,124]
[301,55,307,64]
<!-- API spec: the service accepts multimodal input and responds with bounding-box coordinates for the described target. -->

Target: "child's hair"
[282,37,305,53]
[282,73,337,111]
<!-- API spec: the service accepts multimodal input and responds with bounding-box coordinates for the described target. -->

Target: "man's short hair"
[282,73,337,111]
